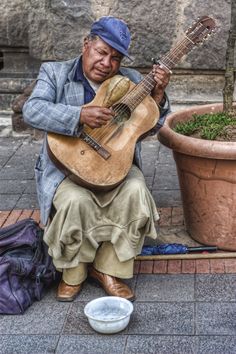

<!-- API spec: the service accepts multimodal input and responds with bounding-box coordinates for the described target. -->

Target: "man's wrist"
[159,95,166,107]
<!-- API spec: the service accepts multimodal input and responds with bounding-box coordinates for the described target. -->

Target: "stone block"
[0,335,59,354]
[57,335,127,354]
[139,261,154,274]
[198,336,236,354]
[167,260,182,274]
[1,0,226,72]
[196,302,236,335]
[15,194,39,210]
[135,274,194,302]
[126,335,196,354]
[153,260,168,274]
[195,274,236,301]
[0,0,29,47]
[0,302,70,334]
[128,302,194,334]
[152,190,182,208]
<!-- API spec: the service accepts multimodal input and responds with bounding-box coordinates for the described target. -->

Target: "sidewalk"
[1,135,236,354]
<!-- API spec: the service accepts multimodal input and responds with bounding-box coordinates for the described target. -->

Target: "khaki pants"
[63,241,134,285]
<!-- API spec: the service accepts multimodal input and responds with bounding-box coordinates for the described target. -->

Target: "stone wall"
[0,0,231,67]
[0,0,233,129]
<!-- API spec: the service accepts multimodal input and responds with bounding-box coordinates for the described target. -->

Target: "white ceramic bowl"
[84,296,134,334]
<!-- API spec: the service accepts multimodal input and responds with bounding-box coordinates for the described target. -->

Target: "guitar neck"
[121,35,195,111]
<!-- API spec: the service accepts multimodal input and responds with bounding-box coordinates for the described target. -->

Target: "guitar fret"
[185,35,195,44]
[115,17,215,113]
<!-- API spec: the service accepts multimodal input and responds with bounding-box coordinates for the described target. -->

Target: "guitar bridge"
[80,131,111,160]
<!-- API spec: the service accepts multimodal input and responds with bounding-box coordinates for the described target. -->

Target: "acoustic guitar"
[47,16,216,191]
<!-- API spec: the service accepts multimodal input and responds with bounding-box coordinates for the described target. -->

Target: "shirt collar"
[73,56,85,83]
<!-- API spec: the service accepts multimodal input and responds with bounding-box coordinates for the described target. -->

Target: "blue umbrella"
[140,243,217,256]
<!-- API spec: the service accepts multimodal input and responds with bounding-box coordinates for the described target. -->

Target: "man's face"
[82,37,123,83]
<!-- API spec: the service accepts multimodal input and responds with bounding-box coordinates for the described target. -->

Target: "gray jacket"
[23,56,170,225]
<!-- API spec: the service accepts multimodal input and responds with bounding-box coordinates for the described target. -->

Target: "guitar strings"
[90,31,199,143]
[91,35,196,142]
[91,38,193,142]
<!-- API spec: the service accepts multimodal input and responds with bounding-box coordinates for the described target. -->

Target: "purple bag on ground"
[0,218,56,314]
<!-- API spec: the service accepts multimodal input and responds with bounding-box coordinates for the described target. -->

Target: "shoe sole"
[56,295,78,302]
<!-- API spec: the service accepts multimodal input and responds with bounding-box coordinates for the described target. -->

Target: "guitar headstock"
[186,16,216,45]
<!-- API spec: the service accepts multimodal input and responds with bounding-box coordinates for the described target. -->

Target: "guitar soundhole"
[112,103,131,125]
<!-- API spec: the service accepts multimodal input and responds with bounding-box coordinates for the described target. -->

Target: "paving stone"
[182,260,196,274]
[134,260,140,274]
[0,335,59,354]
[6,153,37,167]
[128,302,194,334]
[63,301,98,335]
[14,193,39,209]
[2,209,22,226]
[0,302,70,335]
[0,210,11,226]
[0,156,11,168]
[197,335,236,354]
[57,335,127,354]
[157,207,172,225]
[209,259,225,273]
[17,209,34,220]
[196,259,210,273]
[224,259,236,273]
[143,176,153,190]
[152,190,182,208]
[196,303,236,335]
[125,335,196,354]
[135,274,194,301]
[139,260,153,273]
[153,260,168,274]
[0,179,28,193]
[171,206,184,225]
[14,142,40,157]
[158,144,176,163]
[153,166,180,189]
[0,194,20,209]
[23,179,37,193]
[0,137,24,154]
[0,166,35,180]
[167,260,182,274]
[195,274,236,301]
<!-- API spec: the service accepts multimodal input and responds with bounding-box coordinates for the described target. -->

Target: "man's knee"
[125,178,146,194]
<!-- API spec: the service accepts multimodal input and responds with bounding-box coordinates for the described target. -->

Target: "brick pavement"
[1,136,236,353]
[2,208,236,276]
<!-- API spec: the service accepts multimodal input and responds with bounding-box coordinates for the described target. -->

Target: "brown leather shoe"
[88,267,135,301]
[56,280,82,302]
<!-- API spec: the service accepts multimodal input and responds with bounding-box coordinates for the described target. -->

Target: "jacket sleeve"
[22,62,82,136]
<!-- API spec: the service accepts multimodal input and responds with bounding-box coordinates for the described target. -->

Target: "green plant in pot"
[158,5,236,251]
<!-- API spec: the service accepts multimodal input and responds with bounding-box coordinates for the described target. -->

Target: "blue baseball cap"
[90,16,131,60]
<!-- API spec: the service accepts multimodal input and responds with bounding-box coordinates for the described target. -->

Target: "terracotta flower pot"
[158,103,236,251]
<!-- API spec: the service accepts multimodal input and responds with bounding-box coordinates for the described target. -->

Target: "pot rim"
[158,103,236,159]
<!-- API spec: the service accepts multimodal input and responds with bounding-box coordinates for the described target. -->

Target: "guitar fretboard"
[121,35,196,112]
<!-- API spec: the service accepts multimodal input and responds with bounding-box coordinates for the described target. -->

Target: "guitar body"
[47,76,159,191]
[47,16,216,191]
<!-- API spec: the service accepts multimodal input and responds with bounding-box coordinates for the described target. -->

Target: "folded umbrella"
[140,243,217,256]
